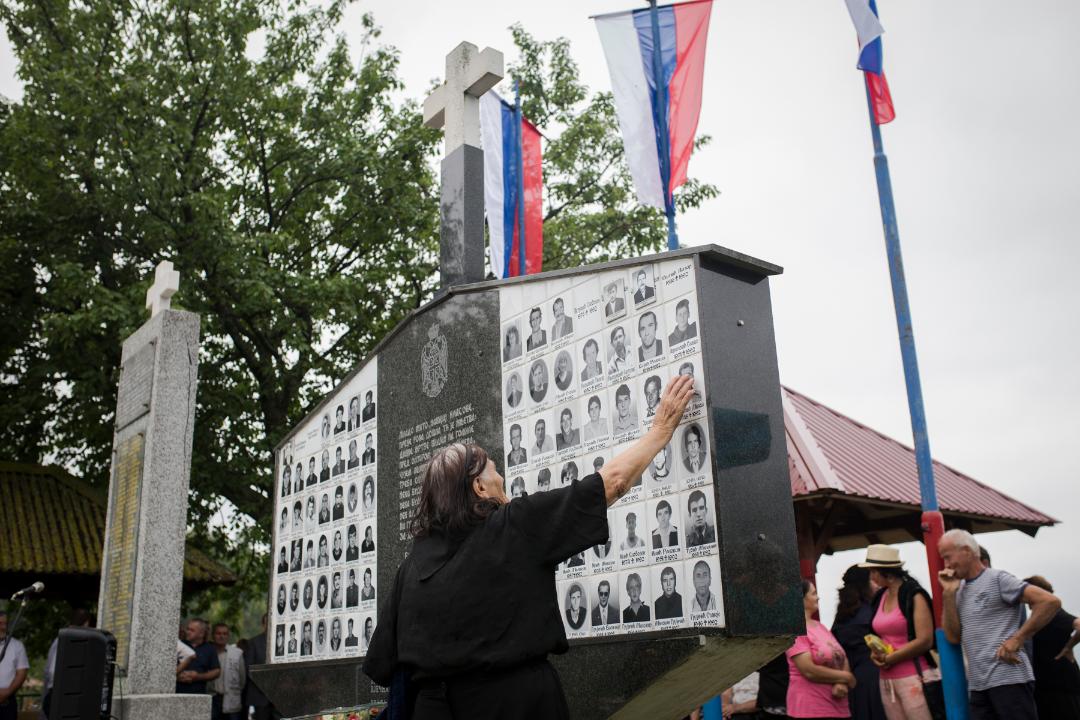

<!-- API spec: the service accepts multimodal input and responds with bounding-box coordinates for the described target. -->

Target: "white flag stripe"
[843,0,884,54]
[480,91,508,278]
[596,13,665,210]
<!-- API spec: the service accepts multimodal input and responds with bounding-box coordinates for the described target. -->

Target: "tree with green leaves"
[0,0,716,621]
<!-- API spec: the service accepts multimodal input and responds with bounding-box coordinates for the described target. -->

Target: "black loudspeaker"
[49,628,116,720]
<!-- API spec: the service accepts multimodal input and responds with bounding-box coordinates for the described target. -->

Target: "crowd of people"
[720,531,1080,720]
[176,614,278,720]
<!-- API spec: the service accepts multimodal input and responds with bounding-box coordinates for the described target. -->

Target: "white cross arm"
[423,42,504,152]
[146,260,180,318]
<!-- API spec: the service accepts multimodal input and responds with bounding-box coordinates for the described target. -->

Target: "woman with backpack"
[860,545,943,720]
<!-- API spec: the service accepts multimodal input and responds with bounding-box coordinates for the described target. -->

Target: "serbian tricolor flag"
[480,91,543,279]
[595,0,712,210]
[844,0,895,124]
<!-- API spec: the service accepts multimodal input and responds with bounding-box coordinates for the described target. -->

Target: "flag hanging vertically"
[844,0,895,124]
[480,91,543,279]
[594,0,712,212]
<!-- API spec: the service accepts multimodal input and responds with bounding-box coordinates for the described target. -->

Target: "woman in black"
[363,375,695,719]
[1024,575,1080,718]
[831,565,886,720]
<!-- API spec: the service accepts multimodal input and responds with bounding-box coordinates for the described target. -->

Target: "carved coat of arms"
[421,323,448,398]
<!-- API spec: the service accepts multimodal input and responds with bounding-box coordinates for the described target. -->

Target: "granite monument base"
[114,692,209,720]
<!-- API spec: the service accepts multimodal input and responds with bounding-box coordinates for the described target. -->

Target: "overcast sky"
[3,0,1077,621]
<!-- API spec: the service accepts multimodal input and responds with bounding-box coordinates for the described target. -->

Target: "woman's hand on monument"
[652,374,695,437]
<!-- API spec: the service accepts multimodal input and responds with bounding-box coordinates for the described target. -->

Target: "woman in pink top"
[786,580,856,719]
[861,545,936,720]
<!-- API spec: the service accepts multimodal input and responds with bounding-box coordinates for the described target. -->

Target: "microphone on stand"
[10,581,44,600]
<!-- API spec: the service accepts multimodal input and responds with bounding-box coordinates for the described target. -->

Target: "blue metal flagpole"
[863,75,968,720]
[514,82,527,277]
[648,0,679,250]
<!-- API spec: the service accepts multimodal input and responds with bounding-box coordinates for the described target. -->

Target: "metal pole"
[648,0,679,250]
[514,83,527,276]
[863,78,967,720]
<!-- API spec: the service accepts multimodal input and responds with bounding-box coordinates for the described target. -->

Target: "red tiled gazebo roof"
[783,386,1055,553]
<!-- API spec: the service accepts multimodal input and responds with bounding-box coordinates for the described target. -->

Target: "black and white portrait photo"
[559,460,579,486]
[347,524,361,560]
[347,439,360,469]
[320,413,331,441]
[668,296,699,347]
[619,509,647,551]
[654,565,684,619]
[292,500,303,530]
[289,581,300,612]
[590,454,606,474]
[319,492,331,524]
[346,568,360,607]
[362,475,376,512]
[637,310,663,362]
[506,423,527,468]
[526,306,547,351]
[553,350,574,392]
[361,525,375,554]
[555,406,581,451]
[579,336,604,383]
[318,451,329,483]
[305,495,317,531]
[645,444,675,487]
[276,584,287,615]
[330,618,342,652]
[302,579,314,610]
[504,371,524,410]
[362,616,375,653]
[334,404,346,434]
[582,393,610,442]
[274,624,285,656]
[651,499,680,549]
[361,433,375,466]
[502,321,523,363]
[602,279,626,321]
[277,545,289,573]
[528,358,549,404]
[316,620,327,654]
[530,414,554,456]
[681,423,708,475]
[685,489,717,548]
[509,475,528,499]
[622,572,650,624]
[287,624,297,654]
[295,461,305,489]
[333,486,345,521]
[642,374,664,419]
[279,507,288,533]
[607,325,632,375]
[591,578,620,626]
[332,529,343,561]
[362,389,376,422]
[290,539,302,572]
[612,384,639,436]
[361,567,376,601]
[317,535,330,567]
[301,622,312,656]
[303,539,315,569]
[535,467,552,493]
[631,266,656,307]
[347,482,358,513]
[593,540,612,559]
[317,575,329,609]
[280,465,291,497]
[348,395,361,431]
[344,618,359,648]
[564,583,586,631]
[331,571,343,609]
[551,297,574,340]
[689,559,719,612]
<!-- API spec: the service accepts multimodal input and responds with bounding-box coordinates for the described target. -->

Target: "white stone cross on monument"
[423,42,503,154]
[145,260,180,317]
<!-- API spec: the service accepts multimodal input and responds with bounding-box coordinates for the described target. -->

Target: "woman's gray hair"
[941,528,980,553]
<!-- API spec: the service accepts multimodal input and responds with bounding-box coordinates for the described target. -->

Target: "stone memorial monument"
[248,42,801,720]
[97,260,204,719]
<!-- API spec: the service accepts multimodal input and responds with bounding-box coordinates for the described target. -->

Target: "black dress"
[1031,609,1080,719]
[831,602,886,720]
[364,473,609,719]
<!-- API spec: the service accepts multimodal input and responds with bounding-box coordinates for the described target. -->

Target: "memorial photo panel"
[269,360,378,662]
[499,260,726,640]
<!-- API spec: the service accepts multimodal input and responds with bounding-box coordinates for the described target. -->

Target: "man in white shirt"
[0,612,29,720]
[532,418,554,455]
[210,623,246,720]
